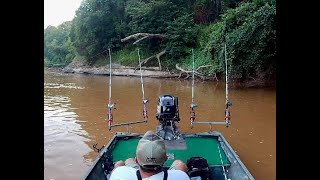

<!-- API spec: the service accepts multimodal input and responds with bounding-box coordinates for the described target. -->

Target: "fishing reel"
[225,101,233,127]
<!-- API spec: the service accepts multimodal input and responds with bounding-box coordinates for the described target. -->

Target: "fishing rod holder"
[107,103,117,130]
[142,99,149,120]
[110,120,148,133]
[107,103,115,109]
[190,103,197,108]
[189,103,198,129]
[191,121,229,131]
[224,101,232,127]
[226,101,232,107]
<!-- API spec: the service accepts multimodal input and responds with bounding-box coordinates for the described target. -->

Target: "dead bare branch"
[133,36,148,45]
[175,64,203,76]
[175,64,216,80]
[121,33,167,71]
[121,33,166,43]
[196,65,212,71]
[134,50,166,71]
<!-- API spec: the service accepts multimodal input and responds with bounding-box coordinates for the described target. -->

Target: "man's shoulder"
[113,166,136,173]
[110,166,137,180]
[167,170,190,179]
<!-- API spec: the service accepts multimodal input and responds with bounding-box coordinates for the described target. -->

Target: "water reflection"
[44,73,92,180]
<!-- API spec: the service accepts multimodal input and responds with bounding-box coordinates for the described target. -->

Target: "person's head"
[135,131,167,173]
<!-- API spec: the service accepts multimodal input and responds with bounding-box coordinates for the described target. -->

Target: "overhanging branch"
[121,33,166,43]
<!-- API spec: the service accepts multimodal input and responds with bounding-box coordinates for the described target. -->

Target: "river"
[44,70,276,180]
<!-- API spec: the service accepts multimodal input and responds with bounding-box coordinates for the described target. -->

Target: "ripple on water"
[44,94,91,180]
[44,82,85,89]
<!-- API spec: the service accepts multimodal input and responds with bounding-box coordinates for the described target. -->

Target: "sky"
[44,0,83,28]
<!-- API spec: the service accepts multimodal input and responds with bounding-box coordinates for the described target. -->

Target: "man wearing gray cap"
[110,130,190,180]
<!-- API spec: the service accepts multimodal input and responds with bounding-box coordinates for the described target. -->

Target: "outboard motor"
[156,94,180,125]
[156,94,182,140]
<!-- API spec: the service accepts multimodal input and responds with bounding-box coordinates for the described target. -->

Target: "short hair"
[139,164,163,173]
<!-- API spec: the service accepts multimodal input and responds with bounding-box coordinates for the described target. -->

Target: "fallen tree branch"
[175,64,216,80]
[121,33,167,71]
[134,50,166,71]
[196,65,212,71]
[133,36,148,45]
[121,33,166,43]
[175,64,204,80]
[175,64,203,76]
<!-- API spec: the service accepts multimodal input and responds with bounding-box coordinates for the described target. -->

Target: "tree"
[70,0,128,64]
[44,21,75,66]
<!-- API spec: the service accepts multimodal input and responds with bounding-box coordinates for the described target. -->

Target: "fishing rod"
[224,43,232,127]
[190,49,197,129]
[189,47,231,130]
[109,48,148,132]
[138,48,149,122]
[107,48,115,131]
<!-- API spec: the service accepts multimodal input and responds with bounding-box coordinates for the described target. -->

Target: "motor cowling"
[156,94,180,125]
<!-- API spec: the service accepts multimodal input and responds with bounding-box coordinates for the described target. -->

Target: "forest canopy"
[44,0,276,83]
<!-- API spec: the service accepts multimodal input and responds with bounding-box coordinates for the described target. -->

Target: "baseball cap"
[136,131,167,169]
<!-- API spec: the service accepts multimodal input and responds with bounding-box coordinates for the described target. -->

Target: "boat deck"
[112,136,230,167]
[83,132,255,180]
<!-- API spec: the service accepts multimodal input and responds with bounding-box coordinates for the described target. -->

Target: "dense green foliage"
[44,21,75,67]
[69,0,128,64]
[44,0,276,83]
[197,0,276,81]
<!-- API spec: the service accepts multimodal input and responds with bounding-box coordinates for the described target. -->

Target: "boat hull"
[83,131,254,180]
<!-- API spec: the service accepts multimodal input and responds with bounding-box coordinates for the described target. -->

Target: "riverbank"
[45,60,275,88]
[60,60,179,78]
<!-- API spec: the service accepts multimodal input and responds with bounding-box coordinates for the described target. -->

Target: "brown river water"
[44,70,276,180]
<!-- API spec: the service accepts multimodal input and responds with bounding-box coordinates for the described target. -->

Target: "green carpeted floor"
[112,136,230,167]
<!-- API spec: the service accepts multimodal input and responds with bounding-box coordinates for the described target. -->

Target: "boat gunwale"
[82,135,118,179]
[218,132,255,180]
